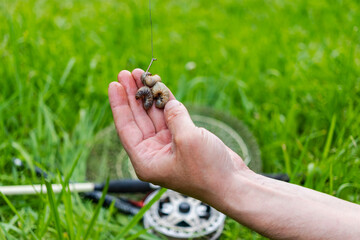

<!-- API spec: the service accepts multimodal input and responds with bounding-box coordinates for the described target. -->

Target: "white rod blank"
[0,183,95,196]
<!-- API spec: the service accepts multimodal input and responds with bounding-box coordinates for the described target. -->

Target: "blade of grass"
[38,152,82,238]
[0,192,39,240]
[59,57,76,86]
[0,192,25,223]
[114,187,167,240]
[106,199,116,224]
[0,194,28,239]
[0,224,5,240]
[59,174,75,240]
[35,201,49,237]
[0,223,18,240]
[83,176,110,240]
[45,180,64,240]
[281,143,292,177]
[323,115,336,194]
[126,227,157,240]
[329,156,334,195]
[322,115,336,161]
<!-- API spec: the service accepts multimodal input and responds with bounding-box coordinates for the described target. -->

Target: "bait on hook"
[135,0,170,110]
[135,86,154,110]
[152,82,169,109]
[141,72,161,87]
[136,73,170,110]
[136,58,170,110]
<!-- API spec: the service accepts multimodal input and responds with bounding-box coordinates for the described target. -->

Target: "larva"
[141,72,161,88]
[135,86,154,110]
[151,82,169,109]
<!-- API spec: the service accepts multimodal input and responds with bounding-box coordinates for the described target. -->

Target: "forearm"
[217,170,360,239]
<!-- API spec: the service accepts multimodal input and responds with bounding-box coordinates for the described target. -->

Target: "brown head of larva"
[135,86,154,110]
[141,72,161,88]
[151,82,170,108]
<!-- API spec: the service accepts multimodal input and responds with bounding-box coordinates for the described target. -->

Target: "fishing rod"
[0,180,153,196]
[4,158,228,239]
[1,158,154,196]
[5,158,154,215]
[3,158,289,196]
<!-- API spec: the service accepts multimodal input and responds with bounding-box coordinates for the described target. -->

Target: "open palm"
[108,68,247,202]
[108,69,177,181]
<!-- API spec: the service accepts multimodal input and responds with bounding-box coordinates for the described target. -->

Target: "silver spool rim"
[143,189,226,239]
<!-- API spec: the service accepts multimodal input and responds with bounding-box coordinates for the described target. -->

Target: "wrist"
[219,167,258,214]
[206,159,258,216]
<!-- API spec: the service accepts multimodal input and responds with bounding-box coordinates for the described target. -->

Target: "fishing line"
[145,0,157,75]
[149,0,154,60]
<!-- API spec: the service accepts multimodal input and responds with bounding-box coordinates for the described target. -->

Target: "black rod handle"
[83,191,140,215]
[94,179,153,193]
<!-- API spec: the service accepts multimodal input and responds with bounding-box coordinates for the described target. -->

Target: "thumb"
[164,100,195,136]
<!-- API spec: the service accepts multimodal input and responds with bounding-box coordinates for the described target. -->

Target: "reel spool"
[143,189,225,240]
[87,105,262,239]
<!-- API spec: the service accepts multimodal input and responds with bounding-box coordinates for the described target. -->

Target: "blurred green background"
[0,0,359,239]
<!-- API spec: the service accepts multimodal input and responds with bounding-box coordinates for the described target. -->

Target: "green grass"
[0,0,360,239]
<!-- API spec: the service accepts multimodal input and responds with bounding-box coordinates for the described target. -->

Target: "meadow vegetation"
[0,0,359,239]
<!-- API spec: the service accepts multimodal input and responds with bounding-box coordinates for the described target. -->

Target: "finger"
[132,68,145,88]
[132,68,176,133]
[118,70,156,139]
[164,100,195,137]
[108,82,143,151]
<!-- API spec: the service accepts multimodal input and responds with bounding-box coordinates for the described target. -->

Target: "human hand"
[108,69,249,206]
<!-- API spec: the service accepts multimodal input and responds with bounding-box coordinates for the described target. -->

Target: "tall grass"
[0,0,359,239]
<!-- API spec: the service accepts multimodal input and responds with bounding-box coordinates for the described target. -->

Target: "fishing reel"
[143,189,225,239]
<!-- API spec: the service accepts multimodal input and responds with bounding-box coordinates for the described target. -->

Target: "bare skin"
[108,68,360,239]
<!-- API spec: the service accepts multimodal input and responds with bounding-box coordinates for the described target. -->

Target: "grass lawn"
[1,0,359,239]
